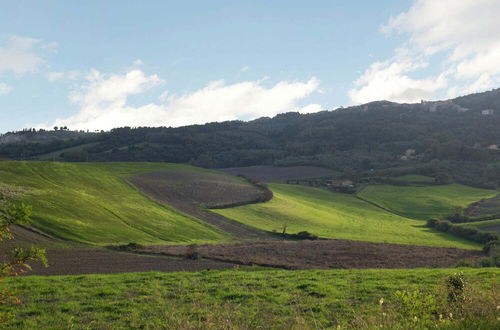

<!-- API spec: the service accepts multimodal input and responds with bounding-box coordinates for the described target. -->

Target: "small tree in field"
[0,203,47,306]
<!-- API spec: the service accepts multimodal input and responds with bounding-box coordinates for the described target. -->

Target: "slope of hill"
[357,184,498,220]
[214,184,480,249]
[1,89,500,189]
[0,161,231,245]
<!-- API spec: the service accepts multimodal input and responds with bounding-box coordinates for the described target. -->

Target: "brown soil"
[141,240,483,270]
[23,248,242,276]
[3,227,483,275]
[129,170,271,239]
[218,165,338,183]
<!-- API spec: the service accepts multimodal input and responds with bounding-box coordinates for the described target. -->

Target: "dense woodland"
[1,88,500,188]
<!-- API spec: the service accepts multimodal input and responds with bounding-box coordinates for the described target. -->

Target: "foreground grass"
[0,161,229,245]
[1,268,498,329]
[215,184,479,249]
[358,184,498,220]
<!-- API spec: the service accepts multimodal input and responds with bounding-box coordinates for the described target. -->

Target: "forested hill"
[2,88,500,188]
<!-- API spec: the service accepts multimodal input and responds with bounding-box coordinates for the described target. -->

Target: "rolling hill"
[357,184,498,220]
[0,161,231,245]
[214,184,482,249]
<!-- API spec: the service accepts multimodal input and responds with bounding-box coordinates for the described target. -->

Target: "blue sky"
[1,0,499,132]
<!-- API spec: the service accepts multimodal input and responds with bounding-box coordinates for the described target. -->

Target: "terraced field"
[0,161,230,245]
[357,184,498,220]
[214,184,480,249]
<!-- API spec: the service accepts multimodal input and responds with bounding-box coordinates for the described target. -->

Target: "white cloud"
[46,70,83,82]
[45,69,321,131]
[350,0,500,104]
[241,66,250,72]
[0,83,11,94]
[0,36,48,74]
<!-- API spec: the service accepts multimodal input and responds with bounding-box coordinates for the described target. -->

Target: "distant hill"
[2,88,500,188]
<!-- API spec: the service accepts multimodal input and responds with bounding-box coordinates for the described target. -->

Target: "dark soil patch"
[129,170,271,239]
[141,240,483,269]
[22,248,243,276]
[218,166,339,183]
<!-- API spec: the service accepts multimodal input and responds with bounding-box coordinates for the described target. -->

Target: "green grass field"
[393,174,435,183]
[459,219,500,233]
[215,184,480,249]
[0,161,230,245]
[357,184,498,220]
[2,268,498,329]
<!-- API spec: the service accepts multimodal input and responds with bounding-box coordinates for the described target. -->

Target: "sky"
[1,0,500,133]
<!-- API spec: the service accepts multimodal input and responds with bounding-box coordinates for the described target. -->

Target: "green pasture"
[357,184,498,220]
[0,161,229,245]
[2,268,498,329]
[392,174,435,183]
[215,184,480,249]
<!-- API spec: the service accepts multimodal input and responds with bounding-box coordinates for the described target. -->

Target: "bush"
[295,231,318,240]
[119,242,144,251]
[436,220,452,232]
[185,244,201,260]
[483,240,500,255]
[427,218,499,245]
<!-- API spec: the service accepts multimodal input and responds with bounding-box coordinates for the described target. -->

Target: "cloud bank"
[350,0,500,104]
[47,69,321,131]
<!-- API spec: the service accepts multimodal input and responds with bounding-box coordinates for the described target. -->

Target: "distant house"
[325,179,354,188]
[401,148,416,161]
[488,144,499,150]
[481,109,494,115]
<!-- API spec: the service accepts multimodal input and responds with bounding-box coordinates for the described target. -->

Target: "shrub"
[119,242,144,251]
[185,244,201,260]
[483,240,500,255]
[436,220,452,232]
[295,231,318,240]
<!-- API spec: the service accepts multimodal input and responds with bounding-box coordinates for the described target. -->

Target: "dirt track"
[129,170,271,240]
[142,240,483,270]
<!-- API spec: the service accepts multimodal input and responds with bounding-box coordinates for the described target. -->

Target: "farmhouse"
[481,109,494,115]
[325,179,354,188]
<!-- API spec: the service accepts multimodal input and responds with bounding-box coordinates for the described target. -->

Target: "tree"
[0,202,47,307]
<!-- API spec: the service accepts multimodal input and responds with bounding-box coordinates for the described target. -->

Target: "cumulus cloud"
[350,0,500,104]
[0,83,11,94]
[46,69,321,131]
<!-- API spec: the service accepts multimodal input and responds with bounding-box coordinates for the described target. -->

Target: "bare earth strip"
[8,228,483,275]
[128,170,271,240]
[142,240,483,270]
[218,165,338,183]
[24,248,242,276]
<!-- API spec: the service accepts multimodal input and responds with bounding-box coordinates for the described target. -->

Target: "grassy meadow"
[215,184,480,249]
[357,184,498,220]
[2,268,498,329]
[0,161,230,245]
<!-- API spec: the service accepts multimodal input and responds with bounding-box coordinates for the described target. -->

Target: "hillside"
[0,161,232,245]
[214,184,482,249]
[1,89,500,188]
